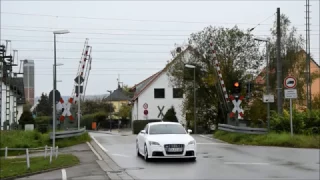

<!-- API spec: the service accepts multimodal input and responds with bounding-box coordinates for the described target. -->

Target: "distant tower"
[23,60,35,105]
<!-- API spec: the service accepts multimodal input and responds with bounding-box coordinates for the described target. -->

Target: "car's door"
[138,124,149,150]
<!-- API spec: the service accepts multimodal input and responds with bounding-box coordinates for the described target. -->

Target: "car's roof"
[148,122,181,126]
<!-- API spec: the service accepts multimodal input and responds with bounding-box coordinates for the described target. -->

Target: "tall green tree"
[261,14,320,110]
[36,93,51,116]
[167,26,262,126]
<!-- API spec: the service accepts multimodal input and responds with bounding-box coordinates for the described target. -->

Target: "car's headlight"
[188,140,196,145]
[149,141,160,146]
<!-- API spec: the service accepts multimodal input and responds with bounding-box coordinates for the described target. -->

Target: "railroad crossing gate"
[229,95,244,119]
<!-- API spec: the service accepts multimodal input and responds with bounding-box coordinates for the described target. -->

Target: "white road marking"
[90,135,108,153]
[224,162,270,165]
[111,153,131,158]
[61,169,67,180]
[86,142,102,160]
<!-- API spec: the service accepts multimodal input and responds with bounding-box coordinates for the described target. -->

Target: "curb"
[1,164,78,180]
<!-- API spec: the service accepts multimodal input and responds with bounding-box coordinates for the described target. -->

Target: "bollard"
[4,147,8,159]
[49,147,53,164]
[44,145,48,158]
[26,149,30,169]
[55,146,59,159]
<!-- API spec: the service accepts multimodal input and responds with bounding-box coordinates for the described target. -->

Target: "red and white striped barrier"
[209,42,229,103]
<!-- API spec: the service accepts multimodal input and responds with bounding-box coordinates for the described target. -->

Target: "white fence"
[0,145,59,169]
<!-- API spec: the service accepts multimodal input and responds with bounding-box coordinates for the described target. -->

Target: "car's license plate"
[167,148,183,152]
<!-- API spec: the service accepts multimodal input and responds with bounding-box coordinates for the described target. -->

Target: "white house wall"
[133,71,185,125]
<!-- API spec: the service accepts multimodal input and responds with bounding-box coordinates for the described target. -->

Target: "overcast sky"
[1,0,319,98]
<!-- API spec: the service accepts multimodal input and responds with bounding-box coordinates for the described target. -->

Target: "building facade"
[130,47,192,125]
[23,60,35,105]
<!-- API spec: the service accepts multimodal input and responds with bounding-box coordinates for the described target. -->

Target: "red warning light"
[234,82,239,87]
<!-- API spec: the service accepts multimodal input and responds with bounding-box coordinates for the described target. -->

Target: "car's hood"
[147,134,194,144]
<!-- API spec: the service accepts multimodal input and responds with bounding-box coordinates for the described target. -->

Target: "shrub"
[80,114,95,130]
[132,119,162,134]
[18,111,34,129]
[270,109,320,134]
[34,116,51,125]
[163,106,179,122]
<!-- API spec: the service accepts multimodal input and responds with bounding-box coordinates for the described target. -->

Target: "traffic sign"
[144,109,148,115]
[263,94,275,103]
[229,95,244,119]
[143,103,148,109]
[49,89,61,104]
[284,76,297,89]
[284,89,297,99]
[74,75,85,84]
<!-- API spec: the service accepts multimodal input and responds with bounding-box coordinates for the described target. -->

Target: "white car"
[136,122,197,161]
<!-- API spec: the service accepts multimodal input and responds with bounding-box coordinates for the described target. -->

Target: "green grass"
[0,154,79,179]
[213,130,320,148]
[0,131,91,156]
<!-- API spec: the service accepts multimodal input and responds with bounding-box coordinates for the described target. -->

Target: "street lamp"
[52,30,69,150]
[185,64,196,134]
[107,90,113,132]
[254,37,270,131]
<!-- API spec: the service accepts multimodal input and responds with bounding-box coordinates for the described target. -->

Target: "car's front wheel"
[190,157,196,162]
[144,144,149,162]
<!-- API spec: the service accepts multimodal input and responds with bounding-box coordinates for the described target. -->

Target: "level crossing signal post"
[229,81,245,126]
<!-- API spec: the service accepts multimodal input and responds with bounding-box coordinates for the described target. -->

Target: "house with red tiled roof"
[254,50,320,106]
[130,46,193,124]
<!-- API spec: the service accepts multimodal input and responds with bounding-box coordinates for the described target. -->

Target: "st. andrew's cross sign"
[229,95,244,119]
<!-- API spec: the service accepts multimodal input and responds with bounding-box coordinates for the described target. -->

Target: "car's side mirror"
[140,130,146,134]
[187,129,192,134]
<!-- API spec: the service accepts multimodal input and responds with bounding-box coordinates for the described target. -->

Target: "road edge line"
[86,141,102,160]
[199,134,229,144]
[90,134,109,153]
[61,169,67,180]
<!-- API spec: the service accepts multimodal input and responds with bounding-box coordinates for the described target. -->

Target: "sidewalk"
[16,143,109,180]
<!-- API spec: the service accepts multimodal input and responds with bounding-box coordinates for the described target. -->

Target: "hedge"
[132,119,162,134]
[270,109,320,134]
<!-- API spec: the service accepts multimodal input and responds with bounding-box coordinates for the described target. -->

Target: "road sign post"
[284,76,297,137]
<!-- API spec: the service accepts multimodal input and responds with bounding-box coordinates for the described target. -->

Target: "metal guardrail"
[218,124,267,134]
[0,145,59,169]
[49,127,86,139]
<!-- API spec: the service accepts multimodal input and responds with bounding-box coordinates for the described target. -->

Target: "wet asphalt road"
[90,132,320,180]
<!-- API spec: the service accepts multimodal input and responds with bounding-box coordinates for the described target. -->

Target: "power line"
[2,25,318,32]
[1,34,186,41]
[2,28,319,37]
[0,11,278,25]
[0,28,190,36]
[12,49,172,53]
[4,39,319,50]
[0,39,177,46]
[2,11,318,27]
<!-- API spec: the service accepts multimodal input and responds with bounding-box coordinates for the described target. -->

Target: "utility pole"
[276,7,283,115]
[305,0,312,117]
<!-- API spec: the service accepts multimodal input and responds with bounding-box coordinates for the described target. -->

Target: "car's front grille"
[164,144,184,155]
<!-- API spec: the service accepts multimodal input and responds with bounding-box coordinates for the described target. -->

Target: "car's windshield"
[149,124,186,134]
